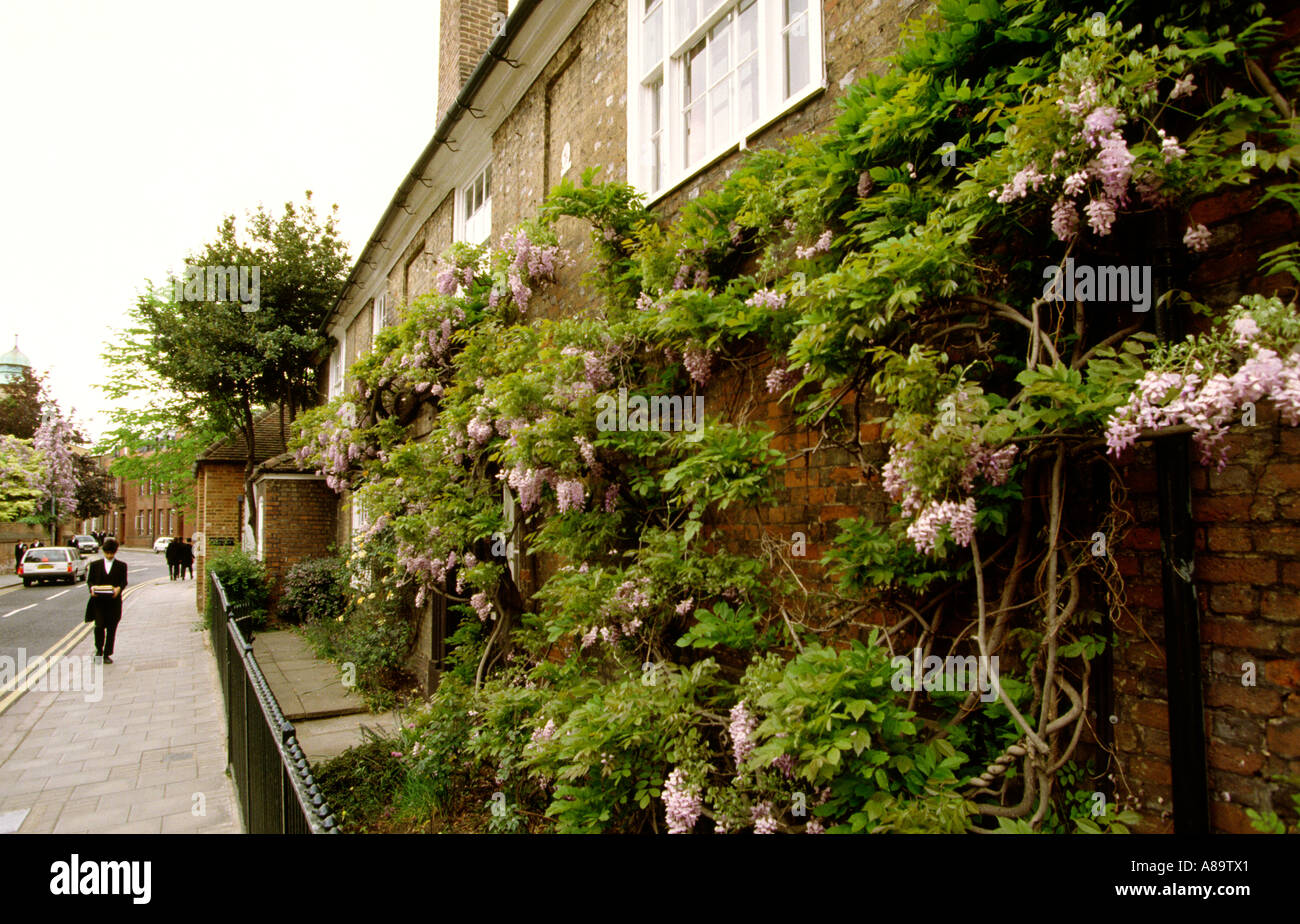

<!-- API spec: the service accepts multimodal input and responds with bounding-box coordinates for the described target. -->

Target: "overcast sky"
[0,0,440,442]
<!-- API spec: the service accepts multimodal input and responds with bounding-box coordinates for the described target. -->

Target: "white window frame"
[372,292,389,337]
[256,491,266,562]
[350,491,371,537]
[328,329,346,399]
[456,161,493,245]
[627,0,825,202]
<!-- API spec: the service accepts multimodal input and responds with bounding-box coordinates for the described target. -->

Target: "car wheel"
[22,579,31,587]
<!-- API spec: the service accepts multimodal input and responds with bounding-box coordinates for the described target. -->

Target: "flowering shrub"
[1105,295,1300,468]
[295,0,1298,833]
[278,555,348,625]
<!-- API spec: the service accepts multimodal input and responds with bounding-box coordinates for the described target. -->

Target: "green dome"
[0,337,31,383]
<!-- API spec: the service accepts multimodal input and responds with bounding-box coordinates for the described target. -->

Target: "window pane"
[685,39,705,103]
[651,136,662,191]
[685,102,705,165]
[784,13,809,97]
[784,0,808,20]
[708,14,731,86]
[709,83,730,147]
[737,56,758,128]
[737,0,757,58]
[650,79,662,134]
[643,1,663,67]
[673,0,698,43]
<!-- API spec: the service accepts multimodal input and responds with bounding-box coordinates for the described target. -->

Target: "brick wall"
[346,303,373,368]
[194,462,245,614]
[438,0,508,125]
[260,476,338,613]
[1113,405,1300,833]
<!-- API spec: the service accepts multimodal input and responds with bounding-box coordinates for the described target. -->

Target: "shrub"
[208,549,270,629]
[279,555,347,625]
[311,734,408,833]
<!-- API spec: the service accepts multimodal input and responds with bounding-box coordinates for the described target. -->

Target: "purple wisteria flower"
[663,768,703,834]
[1183,223,1212,252]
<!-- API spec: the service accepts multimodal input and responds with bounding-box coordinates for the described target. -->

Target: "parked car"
[153,536,174,553]
[72,534,99,554]
[19,547,89,586]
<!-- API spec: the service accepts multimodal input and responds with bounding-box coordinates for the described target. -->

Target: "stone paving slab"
[0,578,242,833]
[252,629,366,721]
[295,711,403,765]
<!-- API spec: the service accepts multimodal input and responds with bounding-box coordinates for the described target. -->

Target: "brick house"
[295,0,1298,831]
[74,451,195,550]
[193,407,334,614]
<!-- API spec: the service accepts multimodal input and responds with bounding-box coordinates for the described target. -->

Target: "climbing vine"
[295,0,1300,832]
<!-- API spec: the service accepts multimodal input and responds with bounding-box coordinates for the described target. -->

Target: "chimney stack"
[438,0,509,125]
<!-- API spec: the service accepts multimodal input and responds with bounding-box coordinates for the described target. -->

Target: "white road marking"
[2,604,38,619]
[45,589,71,600]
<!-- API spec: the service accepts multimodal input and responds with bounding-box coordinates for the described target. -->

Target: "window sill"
[643,79,827,208]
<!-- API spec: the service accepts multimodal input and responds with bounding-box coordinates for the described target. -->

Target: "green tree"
[72,454,118,522]
[0,367,48,439]
[103,192,350,536]
[94,407,223,511]
[0,435,43,521]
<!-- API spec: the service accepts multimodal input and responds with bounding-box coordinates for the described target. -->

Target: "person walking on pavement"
[165,537,180,581]
[85,537,128,664]
[181,539,194,579]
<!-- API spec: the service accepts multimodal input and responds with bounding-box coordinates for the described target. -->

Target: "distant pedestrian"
[182,539,194,579]
[165,538,180,580]
[85,538,128,664]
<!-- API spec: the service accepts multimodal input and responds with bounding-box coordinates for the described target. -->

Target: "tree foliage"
[103,192,350,532]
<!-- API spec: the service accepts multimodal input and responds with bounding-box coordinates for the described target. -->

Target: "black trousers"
[94,613,121,657]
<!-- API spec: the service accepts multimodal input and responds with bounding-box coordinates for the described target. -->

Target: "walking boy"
[85,538,128,663]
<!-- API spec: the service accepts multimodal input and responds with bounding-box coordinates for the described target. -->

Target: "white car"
[153,536,175,553]
[19,547,89,586]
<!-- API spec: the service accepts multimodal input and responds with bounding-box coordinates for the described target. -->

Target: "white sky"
[0,0,441,442]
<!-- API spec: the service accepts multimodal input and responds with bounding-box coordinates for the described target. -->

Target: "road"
[0,549,174,671]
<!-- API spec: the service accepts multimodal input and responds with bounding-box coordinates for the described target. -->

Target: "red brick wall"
[1114,401,1300,833]
[260,476,338,613]
[195,462,245,614]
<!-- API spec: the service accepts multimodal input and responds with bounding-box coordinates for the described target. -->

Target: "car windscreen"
[25,549,69,562]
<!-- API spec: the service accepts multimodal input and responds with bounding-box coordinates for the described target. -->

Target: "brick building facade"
[76,454,192,550]
[193,408,334,615]
[290,0,1298,832]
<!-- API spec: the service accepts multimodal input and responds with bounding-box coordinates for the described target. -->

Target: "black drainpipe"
[1152,211,1210,834]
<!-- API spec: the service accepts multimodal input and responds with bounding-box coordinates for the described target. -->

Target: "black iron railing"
[208,572,338,834]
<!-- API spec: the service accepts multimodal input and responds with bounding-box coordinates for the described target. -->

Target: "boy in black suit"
[85,538,128,663]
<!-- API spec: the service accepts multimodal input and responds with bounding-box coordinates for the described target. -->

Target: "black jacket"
[84,557,129,623]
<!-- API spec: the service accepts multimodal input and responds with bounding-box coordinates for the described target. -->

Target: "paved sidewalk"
[0,578,241,833]
[255,630,367,721]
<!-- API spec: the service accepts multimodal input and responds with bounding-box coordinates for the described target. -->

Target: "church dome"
[0,337,32,383]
